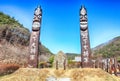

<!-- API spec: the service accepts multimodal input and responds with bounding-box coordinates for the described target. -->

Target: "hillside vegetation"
[0,12,30,45]
[66,53,80,60]
[93,36,120,61]
[0,12,53,66]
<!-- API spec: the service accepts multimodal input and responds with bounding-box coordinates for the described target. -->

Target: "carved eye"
[80,15,83,18]
[38,15,41,19]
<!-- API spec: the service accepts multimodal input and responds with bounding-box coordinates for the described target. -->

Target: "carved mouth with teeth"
[80,21,88,31]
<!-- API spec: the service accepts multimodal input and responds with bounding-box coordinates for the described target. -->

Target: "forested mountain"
[66,36,120,62]
[93,36,120,61]
[0,12,53,66]
[66,53,80,60]
[0,12,30,45]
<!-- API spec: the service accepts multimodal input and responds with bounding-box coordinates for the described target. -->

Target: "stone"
[53,51,67,69]
[46,76,71,81]
[57,78,71,81]
[46,76,57,81]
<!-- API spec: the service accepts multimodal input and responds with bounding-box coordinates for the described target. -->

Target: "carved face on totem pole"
[32,6,42,31]
[28,6,42,68]
[80,6,88,31]
[80,6,91,67]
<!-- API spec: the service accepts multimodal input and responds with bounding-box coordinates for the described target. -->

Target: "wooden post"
[56,60,58,70]
[64,59,66,70]
[28,6,42,68]
[102,61,104,70]
[80,6,91,68]
[106,58,109,72]
[114,57,117,76]
[94,60,96,68]
[109,58,113,74]
[118,64,120,72]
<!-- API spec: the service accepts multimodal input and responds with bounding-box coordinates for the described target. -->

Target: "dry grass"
[0,68,120,81]
[70,68,120,81]
[54,69,66,78]
[0,41,28,67]
[0,68,49,81]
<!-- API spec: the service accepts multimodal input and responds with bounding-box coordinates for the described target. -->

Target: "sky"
[0,0,120,54]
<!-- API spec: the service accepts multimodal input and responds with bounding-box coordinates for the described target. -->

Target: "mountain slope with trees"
[93,36,120,61]
[0,12,53,67]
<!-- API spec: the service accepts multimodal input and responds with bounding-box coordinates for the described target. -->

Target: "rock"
[57,78,71,81]
[46,76,71,81]
[46,76,57,81]
[53,51,67,69]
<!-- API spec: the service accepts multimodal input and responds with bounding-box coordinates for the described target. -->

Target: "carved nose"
[82,16,87,20]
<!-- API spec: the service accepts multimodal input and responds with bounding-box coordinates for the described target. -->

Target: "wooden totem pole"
[80,6,91,68]
[28,6,42,68]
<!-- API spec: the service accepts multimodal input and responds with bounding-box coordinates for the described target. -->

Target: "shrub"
[0,64,20,76]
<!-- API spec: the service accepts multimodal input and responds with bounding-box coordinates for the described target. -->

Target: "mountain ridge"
[92,36,120,61]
